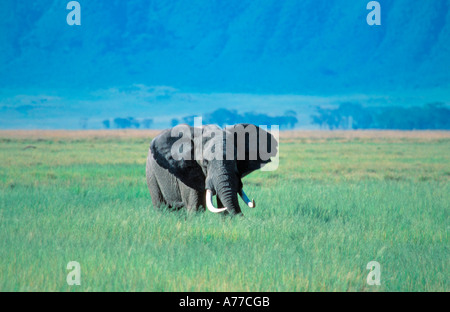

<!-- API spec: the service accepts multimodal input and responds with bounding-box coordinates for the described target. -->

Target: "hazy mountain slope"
[1,0,449,94]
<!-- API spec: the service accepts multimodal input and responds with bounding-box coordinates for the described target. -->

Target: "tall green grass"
[0,134,448,291]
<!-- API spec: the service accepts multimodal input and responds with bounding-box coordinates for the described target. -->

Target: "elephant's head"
[150,123,278,216]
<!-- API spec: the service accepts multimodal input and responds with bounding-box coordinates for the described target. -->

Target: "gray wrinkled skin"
[146,124,278,216]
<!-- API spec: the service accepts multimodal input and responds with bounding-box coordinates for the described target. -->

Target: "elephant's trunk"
[213,170,242,216]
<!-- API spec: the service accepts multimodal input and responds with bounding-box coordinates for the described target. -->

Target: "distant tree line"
[102,117,153,129]
[172,108,298,129]
[312,102,450,130]
[101,102,449,130]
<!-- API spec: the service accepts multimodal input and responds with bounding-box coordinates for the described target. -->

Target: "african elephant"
[146,123,278,216]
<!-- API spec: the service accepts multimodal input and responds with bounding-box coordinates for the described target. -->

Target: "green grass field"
[0,130,448,291]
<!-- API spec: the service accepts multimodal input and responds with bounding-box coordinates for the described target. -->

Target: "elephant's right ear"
[150,125,205,191]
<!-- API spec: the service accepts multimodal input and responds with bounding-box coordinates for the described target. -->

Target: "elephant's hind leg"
[149,179,165,209]
[146,154,166,210]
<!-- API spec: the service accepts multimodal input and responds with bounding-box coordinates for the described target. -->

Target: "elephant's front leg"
[179,182,203,212]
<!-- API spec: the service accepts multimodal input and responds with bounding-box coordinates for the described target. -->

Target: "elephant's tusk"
[239,189,255,208]
[206,190,227,213]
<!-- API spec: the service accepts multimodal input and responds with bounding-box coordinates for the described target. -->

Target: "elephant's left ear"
[150,125,206,191]
[226,124,278,177]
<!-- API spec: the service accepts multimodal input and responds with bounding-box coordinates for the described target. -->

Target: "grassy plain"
[0,130,448,291]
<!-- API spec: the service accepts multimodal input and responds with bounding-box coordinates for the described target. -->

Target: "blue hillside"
[1,0,449,93]
[0,0,449,128]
